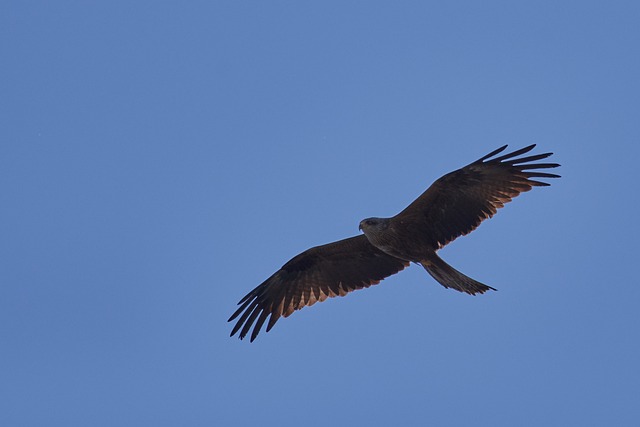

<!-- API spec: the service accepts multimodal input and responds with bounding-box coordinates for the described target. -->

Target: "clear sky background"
[2,1,639,426]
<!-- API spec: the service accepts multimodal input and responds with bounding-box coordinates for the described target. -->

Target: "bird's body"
[229,145,560,341]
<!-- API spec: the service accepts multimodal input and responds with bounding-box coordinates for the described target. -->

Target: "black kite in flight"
[229,145,560,341]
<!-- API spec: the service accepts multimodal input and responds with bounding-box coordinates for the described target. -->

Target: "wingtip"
[492,145,538,163]
[476,144,508,163]
[230,321,243,337]
[227,305,243,323]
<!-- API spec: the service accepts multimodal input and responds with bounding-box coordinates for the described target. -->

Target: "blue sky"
[2,1,639,426]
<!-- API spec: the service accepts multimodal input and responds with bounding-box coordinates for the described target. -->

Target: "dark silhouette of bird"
[229,145,560,341]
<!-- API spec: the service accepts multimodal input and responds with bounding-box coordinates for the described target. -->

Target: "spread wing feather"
[228,235,409,341]
[396,144,560,249]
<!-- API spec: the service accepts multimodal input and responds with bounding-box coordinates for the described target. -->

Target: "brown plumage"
[229,145,560,341]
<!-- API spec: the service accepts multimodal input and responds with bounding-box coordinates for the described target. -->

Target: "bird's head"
[359,217,389,233]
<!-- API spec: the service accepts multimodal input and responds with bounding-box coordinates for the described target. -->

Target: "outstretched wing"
[228,235,409,341]
[397,144,560,249]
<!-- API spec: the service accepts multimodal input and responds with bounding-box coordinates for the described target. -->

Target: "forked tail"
[420,253,496,295]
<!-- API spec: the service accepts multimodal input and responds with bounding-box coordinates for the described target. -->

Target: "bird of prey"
[229,145,560,341]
